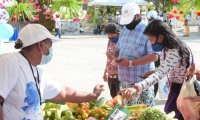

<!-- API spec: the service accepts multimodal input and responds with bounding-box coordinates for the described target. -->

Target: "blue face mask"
[152,43,164,52]
[109,36,119,43]
[40,42,53,65]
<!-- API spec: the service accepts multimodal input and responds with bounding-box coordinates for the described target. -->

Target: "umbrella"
[88,0,149,6]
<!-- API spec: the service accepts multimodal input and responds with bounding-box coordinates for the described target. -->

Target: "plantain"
[124,104,147,112]
[43,102,58,111]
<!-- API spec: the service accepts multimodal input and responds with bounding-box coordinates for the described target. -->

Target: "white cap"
[18,24,60,48]
[141,12,146,15]
[116,11,120,14]
[120,2,140,25]
[147,10,158,19]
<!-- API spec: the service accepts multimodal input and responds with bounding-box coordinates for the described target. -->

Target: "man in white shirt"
[169,17,174,29]
[141,12,148,24]
[115,11,121,25]
[0,24,104,120]
[197,16,200,35]
[54,15,61,38]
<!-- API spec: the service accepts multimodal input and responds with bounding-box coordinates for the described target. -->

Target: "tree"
[6,0,85,31]
[145,0,174,11]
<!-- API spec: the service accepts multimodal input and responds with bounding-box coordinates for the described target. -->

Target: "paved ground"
[3,26,200,112]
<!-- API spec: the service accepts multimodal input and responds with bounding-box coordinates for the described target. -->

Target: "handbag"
[177,76,200,120]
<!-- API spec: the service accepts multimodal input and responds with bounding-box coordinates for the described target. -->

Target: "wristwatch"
[128,61,133,67]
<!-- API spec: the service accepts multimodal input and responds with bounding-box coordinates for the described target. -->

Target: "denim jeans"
[55,28,61,38]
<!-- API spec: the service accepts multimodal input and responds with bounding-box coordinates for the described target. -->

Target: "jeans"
[55,28,61,38]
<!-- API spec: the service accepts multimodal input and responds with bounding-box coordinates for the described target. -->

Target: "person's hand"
[106,51,114,60]
[115,58,129,66]
[93,84,105,97]
[187,63,196,78]
[103,73,108,82]
[184,96,200,102]
[118,87,137,100]
[143,70,155,77]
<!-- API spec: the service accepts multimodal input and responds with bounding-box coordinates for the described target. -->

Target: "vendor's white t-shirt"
[0,52,62,120]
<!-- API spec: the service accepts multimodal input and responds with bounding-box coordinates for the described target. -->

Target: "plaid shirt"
[116,21,155,83]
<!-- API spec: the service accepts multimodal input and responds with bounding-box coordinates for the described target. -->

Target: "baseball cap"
[141,12,146,15]
[116,11,120,14]
[120,2,140,25]
[18,24,60,48]
[147,10,158,19]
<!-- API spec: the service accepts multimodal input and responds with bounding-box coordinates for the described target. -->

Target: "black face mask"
[126,17,142,30]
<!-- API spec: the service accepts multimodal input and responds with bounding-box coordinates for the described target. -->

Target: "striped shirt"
[116,21,155,83]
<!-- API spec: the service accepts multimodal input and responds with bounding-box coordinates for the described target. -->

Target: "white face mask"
[40,42,53,65]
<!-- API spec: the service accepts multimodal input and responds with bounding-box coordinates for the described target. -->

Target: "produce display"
[42,95,175,120]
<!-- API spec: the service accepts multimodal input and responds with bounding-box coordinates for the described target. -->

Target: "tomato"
[82,113,89,119]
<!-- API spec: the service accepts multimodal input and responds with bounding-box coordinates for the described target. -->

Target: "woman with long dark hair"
[118,20,193,119]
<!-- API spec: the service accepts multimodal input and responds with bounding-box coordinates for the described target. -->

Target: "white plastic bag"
[158,76,168,99]
[177,77,200,120]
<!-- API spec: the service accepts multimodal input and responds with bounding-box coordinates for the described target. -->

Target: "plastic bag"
[158,76,168,99]
[177,77,200,120]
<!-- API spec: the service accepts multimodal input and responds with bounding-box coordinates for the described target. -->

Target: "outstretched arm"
[51,84,104,103]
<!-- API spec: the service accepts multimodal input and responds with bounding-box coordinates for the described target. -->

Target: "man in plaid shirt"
[115,2,158,106]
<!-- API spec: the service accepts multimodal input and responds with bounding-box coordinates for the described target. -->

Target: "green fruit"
[94,113,100,119]
[43,102,58,111]
[50,110,55,118]
[55,109,62,120]
[60,111,75,120]
[95,97,107,107]
[77,115,82,119]
[45,111,51,117]
[70,103,79,110]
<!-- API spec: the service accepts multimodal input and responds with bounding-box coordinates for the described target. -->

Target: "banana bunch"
[43,102,74,120]
[124,104,147,119]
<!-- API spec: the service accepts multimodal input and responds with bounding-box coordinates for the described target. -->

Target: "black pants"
[164,83,184,120]
[108,77,120,98]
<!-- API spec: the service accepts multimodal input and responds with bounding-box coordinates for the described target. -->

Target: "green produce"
[99,104,112,111]
[95,97,107,107]
[43,102,59,111]
[137,108,167,120]
[88,100,97,108]
[124,104,146,111]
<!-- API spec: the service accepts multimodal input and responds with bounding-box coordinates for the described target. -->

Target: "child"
[118,20,193,120]
[103,23,120,98]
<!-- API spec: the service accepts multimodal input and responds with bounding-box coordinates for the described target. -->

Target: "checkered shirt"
[116,21,155,83]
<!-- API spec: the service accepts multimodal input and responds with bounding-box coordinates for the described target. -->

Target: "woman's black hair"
[104,23,120,34]
[144,20,191,68]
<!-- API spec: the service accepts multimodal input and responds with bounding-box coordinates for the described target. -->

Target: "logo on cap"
[123,9,130,18]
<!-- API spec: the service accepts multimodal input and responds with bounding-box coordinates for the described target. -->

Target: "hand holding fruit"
[105,95,124,108]
[118,86,140,100]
